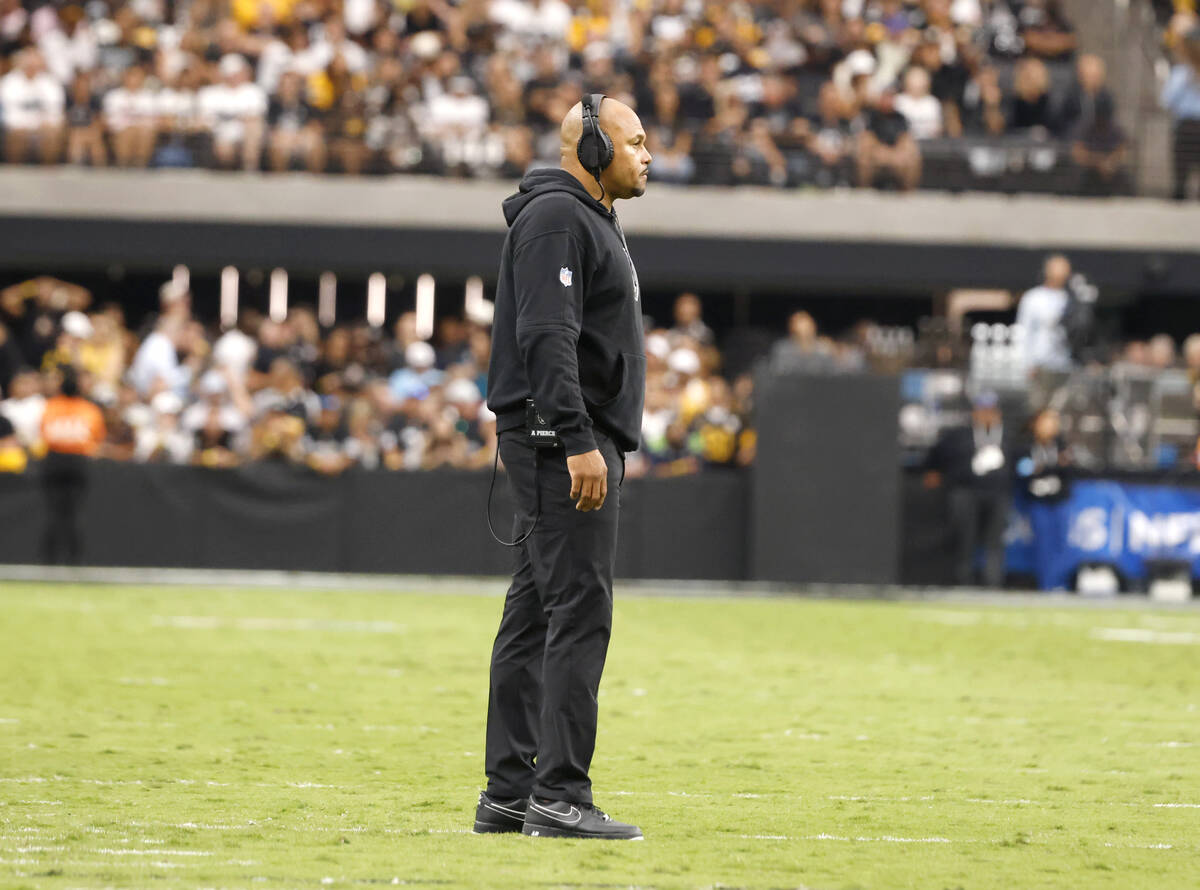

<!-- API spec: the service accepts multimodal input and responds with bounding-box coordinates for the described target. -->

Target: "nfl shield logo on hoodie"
[559,266,573,287]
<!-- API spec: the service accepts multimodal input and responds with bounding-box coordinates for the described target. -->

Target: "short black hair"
[59,367,80,397]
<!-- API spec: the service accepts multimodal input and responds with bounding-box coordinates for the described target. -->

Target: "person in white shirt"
[103,65,160,167]
[154,64,200,155]
[1016,254,1073,374]
[37,6,98,86]
[129,315,192,398]
[0,369,47,449]
[306,16,368,74]
[0,48,65,164]
[894,66,943,140]
[197,54,267,170]
[489,0,572,45]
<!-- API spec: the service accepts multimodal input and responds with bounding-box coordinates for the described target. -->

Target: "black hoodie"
[487,168,646,455]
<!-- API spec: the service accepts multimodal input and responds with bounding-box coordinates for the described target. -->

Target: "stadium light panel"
[220,266,239,330]
[318,272,337,327]
[367,273,387,328]
[269,268,288,323]
[464,275,494,325]
[416,274,435,340]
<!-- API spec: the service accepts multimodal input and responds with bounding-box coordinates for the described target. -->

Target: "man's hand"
[567,449,608,512]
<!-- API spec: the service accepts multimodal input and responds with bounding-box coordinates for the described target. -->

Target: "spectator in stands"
[0,319,21,395]
[198,54,267,171]
[103,64,159,168]
[39,367,105,565]
[267,70,326,173]
[183,370,248,464]
[770,311,837,374]
[64,71,106,167]
[1146,333,1178,370]
[133,391,193,464]
[644,82,695,185]
[960,64,1008,136]
[895,67,944,142]
[1071,93,1130,197]
[129,314,192,398]
[0,48,64,164]
[0,412,25,473]
[0,368,45,449]
[37,5,97,87]
[1060,54,1114,136]
[255,357,320,426]
[857,89,922,191]
[1016,0,1078,62]
[389,341,444,401]
[924,390,1013,588]
[1008,57,1060,136]
[805,81,855,187]
[669,293,715,348]
[1017,254,1073,375]
[0,0,1128,198]
[1162,25,1200,200]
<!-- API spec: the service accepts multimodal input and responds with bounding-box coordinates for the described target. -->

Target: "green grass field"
[1,581,1198,890]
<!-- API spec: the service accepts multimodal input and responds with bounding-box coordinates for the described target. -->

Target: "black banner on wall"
[0,461,747,581]
[750,372,901,585]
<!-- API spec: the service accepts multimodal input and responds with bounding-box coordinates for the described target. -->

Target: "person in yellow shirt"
[232,0,297,30]
[0,414,27,473]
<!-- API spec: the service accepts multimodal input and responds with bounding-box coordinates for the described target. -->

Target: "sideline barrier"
[1007,477,1200,591]
[0,460,746,581]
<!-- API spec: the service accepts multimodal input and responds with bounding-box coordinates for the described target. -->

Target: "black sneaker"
[472,791,528,834]
[521,797,643,840]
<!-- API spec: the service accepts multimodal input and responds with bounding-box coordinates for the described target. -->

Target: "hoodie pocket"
[595,352,645,437]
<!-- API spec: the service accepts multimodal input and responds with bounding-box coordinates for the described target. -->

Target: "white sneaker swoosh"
[483,801,525,819]
[530,801,583,826]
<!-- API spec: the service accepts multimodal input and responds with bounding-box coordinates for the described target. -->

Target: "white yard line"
[1092,628,1200,645]
[92,848,210,856]
[152,616,402,633]
[742,833,956,844]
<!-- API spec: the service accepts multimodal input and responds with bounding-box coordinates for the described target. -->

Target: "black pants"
[41,453,88,566]
[485,430,624,806]
[948,486,1010,589]
[1173,120,1200,200]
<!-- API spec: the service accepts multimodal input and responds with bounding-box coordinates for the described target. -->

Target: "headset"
[577,93,614,199]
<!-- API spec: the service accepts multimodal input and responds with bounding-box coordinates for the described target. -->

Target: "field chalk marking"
[1092,628,1200,645]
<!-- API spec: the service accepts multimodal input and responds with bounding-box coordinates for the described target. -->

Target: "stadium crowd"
[0,277,755,478]
[0,0,1126,192]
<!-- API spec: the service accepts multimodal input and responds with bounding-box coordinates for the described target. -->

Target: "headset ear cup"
[577,94,614,177]
[597,131,614,171]
[577,133,597,171]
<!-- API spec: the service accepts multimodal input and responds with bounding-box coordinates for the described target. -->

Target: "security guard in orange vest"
[39,367,105,564]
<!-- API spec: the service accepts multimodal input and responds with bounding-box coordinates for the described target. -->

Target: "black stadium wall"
[0,374,908,585]
[0,460,749,581]
[6,214,1200,297]
[5,170,1200,298]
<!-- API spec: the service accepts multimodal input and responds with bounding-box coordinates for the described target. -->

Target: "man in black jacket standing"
[924,391,1014,588]
[474,95,651,841]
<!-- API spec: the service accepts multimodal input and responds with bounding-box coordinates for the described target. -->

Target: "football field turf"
[1,581,1198,889]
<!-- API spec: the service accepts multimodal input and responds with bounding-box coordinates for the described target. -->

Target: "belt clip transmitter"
[525,398,562,448]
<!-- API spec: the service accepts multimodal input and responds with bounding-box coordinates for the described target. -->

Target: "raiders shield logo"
[559,266,573,287]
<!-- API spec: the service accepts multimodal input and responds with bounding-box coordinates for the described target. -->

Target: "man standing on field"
[475,94,651,841]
